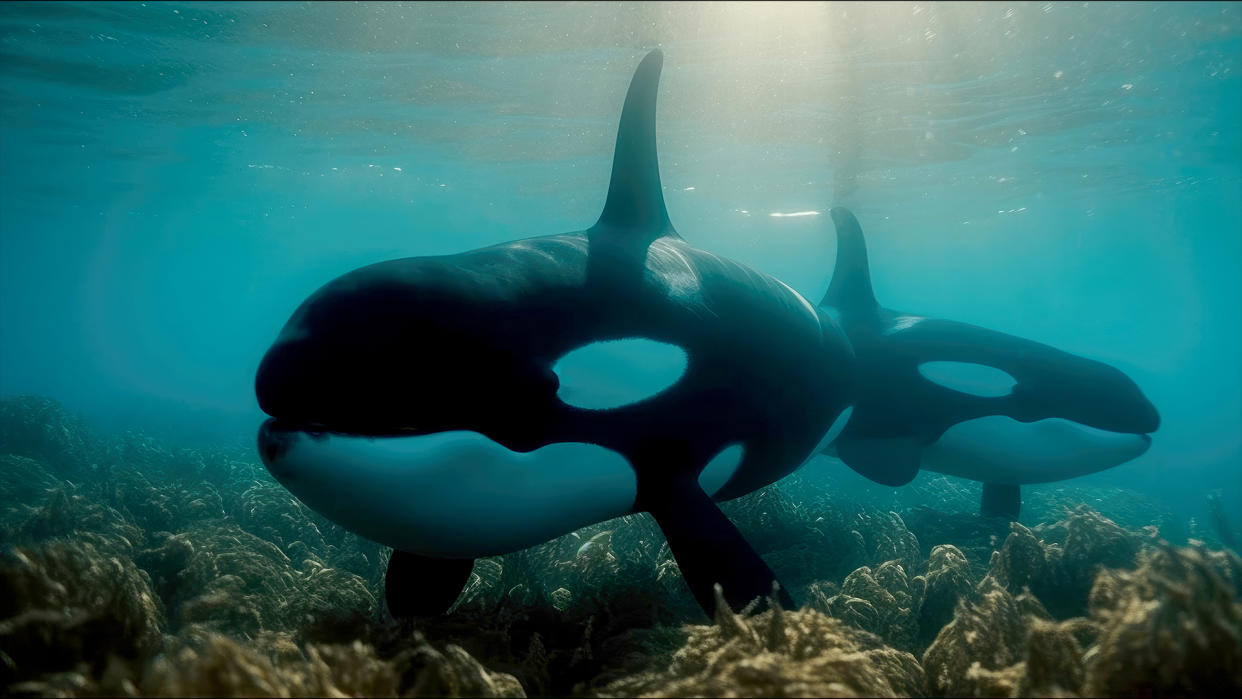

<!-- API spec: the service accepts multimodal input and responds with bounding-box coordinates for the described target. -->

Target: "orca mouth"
[258,419,441,468]
[262,418,435,439]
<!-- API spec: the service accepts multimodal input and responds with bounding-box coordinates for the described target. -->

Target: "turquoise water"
[1,2,1239,521]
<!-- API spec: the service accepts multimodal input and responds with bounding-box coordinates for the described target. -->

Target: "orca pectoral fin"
[836,436,922,487]
[981,482,1021,520]
[644,478,795,616]
[385,550,475,619]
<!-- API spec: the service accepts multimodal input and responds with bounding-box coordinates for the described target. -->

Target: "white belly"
[265,428,751,559]
[920,416,1151,485]
[266,430,639,558]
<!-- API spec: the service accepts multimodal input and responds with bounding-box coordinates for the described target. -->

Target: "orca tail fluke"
[594,49,677,242]
[820,207,879,316]
[643,476,795,616]
[385,550,475,619]
[981,482,1021,520]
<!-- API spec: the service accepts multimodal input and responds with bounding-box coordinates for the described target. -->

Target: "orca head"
[909,324,1159,484]
[819,207,1159,487]
[254,51,854,558]
[255,253,568,447]
[1002,348,1160,435]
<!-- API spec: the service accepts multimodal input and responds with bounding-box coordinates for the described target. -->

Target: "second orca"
[817,207,1159,518]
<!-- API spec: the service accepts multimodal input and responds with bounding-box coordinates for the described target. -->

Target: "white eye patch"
[917,361,1017,398]
[552,338,688,410]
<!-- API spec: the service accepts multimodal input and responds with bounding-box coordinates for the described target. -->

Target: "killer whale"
[255,51,855,618]
[817,207,1159,518]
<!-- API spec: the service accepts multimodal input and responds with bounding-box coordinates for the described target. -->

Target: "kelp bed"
[1,395,1239,697]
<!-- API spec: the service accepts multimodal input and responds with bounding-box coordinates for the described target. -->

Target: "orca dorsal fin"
[593,49,677,242]
[820,207,878,315]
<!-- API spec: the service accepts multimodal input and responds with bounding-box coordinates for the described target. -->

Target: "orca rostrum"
[817,207,1159,519]
[255,51,855,618]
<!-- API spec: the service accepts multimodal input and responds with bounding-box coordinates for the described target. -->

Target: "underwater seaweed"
[1058,506,1146,611]
[1023,485,1183,543]
[597,585,924,697]
[984,507,1149,620]
[921,506,1149,695]
[985,522,1066,602]
[916,544,975,651]
[442,576,695,696]
[901,507,1010,580]
[923,524,1242,697]
[0,396,95,478]
[0,539,165,690]
[720,484,808,555]
[1018,616,1086,697]
[817,561,921,652]
[277,509,703,696]
[4,396,1241,697]
[854,511,923,574]
[1083,542,1242,696]
[139,628,525,697]
[136,520,377,637]
[921,574,1030,697]
[0,455,60,521]
[234,480,387,589]
[8,479,147,559]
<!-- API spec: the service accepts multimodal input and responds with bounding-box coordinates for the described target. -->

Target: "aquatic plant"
[425,568,697,696]
[923,532,1242,697]
[1083,542,1242,696]
[921,574,1030,697]
[0,395,94,477]
[1023,484,1182,542]
[1019,616,1087,696]
[0,455,60,523]
[233,480,387,588]
[139,629,526,697]
[815,561,921,652]
[901,506,1009,580]
[0,538,165,690]
[982,507,1149,619]
[598,585,924,697]
[985,521,1064,599]
[6,478,146,557]
[133,520,377,637]
[854,511,923,574]
[4,396,1240,697]
[916,544,975,650]
[1060,506,1146,604]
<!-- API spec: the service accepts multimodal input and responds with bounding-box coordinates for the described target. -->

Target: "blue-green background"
[1,2,1239,522]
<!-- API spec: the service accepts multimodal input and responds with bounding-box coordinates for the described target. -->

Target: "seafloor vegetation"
[1,394,1240,697]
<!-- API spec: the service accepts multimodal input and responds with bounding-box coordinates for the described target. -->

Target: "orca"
[254,51,855,618]
[817,207,1159,519]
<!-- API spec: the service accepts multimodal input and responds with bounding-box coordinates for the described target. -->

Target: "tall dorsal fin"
[820,207,878,314]
[593,49,677,241]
